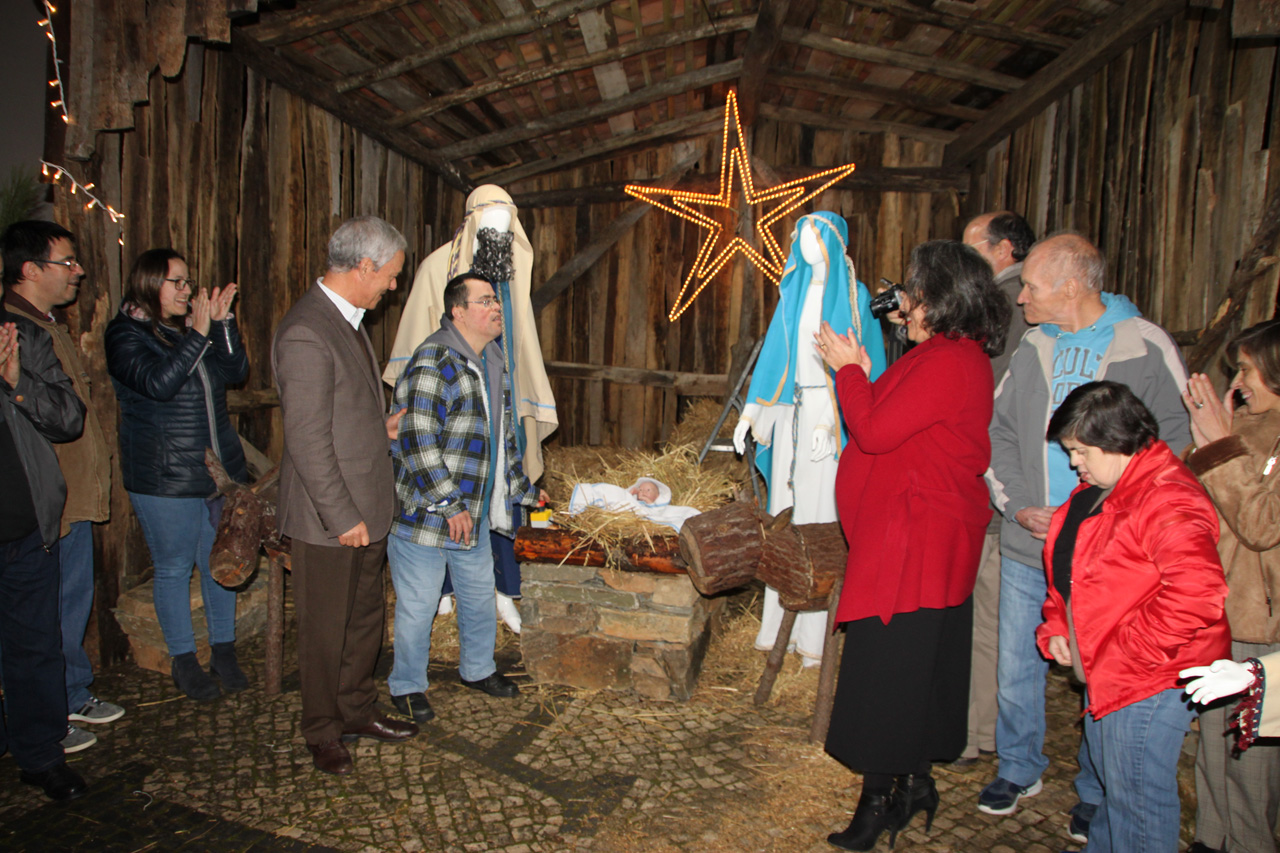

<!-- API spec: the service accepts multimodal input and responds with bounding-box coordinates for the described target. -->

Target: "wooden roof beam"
[230,32,473,192]
[333,0,615,94]
[508,167,969,207]
[737,0,817,127]
[770,70,985,123]
[847,0,1074,52]
[756,102,957,143]
[942,0,1188,168]
[250,0,416,46]
[483,110,724,186]
[437,59,744,162]
[782,27,1025,91]
[389,14,757,129]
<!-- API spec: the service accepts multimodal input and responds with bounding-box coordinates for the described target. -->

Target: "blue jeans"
[129,492,235,657]
[1082,688,1195,853]
[60,521,95,708]
[996,556,1102,804]
[387,518,497,694]
[0,528,67,772]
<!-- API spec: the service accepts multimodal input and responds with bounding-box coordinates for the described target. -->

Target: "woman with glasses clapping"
[105,249,249,701]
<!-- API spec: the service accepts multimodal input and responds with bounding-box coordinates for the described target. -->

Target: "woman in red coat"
[1037,381,1229,852]
[816,240,1010,851]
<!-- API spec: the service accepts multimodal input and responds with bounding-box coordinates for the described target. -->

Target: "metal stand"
[699,338,765,504]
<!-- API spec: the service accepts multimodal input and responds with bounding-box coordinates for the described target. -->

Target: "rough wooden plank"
[437,60,744,161]
[847,0,1074,51]
[390,15,757,128]
[757,102,957,143]
[770,70,986,123]
[943,0,1186,168]
[230,31,472,191]
[332,0,616,93]
[782,27,1026,92]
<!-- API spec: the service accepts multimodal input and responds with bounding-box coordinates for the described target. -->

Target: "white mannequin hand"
[1181,659,1257,705]
[810,428,834,462]
[733,418,752,455]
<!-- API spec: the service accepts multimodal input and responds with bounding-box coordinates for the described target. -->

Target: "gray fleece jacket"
[986,299,1192,567]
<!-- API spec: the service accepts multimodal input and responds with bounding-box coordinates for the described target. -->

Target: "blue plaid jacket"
[390,320,536,548]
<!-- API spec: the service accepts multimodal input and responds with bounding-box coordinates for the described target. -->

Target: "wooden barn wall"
[963,5,1280,356]
[521,123,945,448]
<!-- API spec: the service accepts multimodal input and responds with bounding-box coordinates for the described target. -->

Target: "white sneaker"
[61,724,96,754]
[437,595,454,616]
[496,593,522,634]
[69,696,125,724]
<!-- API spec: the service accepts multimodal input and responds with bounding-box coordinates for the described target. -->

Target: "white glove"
[1180,659,1257,705]
[810,428,835,462]
[733,418,751,455]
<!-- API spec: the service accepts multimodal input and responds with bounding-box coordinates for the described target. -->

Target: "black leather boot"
[828,790,898,851]
[171,652,221,701]
[210,642,249,692]
[890,773,940,845]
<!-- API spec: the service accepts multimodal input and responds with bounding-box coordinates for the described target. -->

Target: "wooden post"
[809,574,844,744]
[754,608,797,706]
[264,550,288,696]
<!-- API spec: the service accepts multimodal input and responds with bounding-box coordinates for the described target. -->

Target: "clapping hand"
[210,283,238,321]
[815,321,871,375]
[190,287,212,336]
[0,322,19,388]
[1183,373,1233,448]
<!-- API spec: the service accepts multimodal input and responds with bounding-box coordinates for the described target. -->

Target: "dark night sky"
[0,1,58,179]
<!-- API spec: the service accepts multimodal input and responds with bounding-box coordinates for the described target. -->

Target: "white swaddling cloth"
[566,477,701,532]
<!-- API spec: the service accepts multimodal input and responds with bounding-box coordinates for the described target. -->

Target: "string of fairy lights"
[625,89,857,321]
[36,2,127,245]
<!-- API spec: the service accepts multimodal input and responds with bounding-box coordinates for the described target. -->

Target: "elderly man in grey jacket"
[978,233,1192,844]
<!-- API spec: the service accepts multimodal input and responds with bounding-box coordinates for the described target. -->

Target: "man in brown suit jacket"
[273,216,418,775]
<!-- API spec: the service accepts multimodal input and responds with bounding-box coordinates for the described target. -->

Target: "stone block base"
[113,562,270,675]
[520,563,722,701]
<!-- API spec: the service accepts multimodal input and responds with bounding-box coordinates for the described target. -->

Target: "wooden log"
[757,518,847,611]
[753,608,796,706]
[678,501,763,596]
[513,526,686,573]
[809,573,845,744]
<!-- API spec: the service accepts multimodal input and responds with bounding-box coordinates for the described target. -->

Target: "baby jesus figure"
[567,477,701,532]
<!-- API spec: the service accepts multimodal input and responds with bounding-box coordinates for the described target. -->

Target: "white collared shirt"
[317,278,365,330]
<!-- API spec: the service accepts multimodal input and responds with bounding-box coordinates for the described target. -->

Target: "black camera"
[869,279,904,319]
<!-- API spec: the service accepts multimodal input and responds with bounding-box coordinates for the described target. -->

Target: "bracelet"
[1232,658,1265,754]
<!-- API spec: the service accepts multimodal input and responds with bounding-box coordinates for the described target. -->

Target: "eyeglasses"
[30,258,82,270]
[163,277,196,291]
[465,297,501,308]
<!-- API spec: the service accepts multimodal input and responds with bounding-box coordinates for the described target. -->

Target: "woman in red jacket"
[816,240,1010,851]
[1037,381,1230,853]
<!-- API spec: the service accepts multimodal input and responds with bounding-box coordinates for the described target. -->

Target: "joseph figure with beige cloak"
[384,185,558,633]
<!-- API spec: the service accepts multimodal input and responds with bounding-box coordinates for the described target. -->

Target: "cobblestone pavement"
[0,623,1203,853]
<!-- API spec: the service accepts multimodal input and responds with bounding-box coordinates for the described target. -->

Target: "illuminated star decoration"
[625,89,857,321]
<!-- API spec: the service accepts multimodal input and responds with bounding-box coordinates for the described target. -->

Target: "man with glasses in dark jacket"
[0,296,88,800]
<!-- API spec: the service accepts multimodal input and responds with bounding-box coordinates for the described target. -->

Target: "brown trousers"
[293,537,387,744]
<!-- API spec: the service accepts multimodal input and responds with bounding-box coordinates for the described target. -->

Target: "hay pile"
[541,442,742,556]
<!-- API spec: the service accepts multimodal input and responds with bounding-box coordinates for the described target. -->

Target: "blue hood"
[1040,292,1140,339]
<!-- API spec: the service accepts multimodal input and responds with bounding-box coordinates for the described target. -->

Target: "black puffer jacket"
[105,309,249,497]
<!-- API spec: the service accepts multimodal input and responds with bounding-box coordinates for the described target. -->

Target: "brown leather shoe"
[307,739,353,775]
[341,714,419,743]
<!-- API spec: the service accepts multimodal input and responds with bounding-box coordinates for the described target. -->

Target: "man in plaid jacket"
[386,272,543,723]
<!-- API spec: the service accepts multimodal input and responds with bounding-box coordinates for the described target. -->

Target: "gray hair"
[326,216,407,273]
[1035,231,1106,293]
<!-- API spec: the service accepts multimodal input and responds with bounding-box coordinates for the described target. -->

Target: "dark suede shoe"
[341,715,419,743]
[461,672,520,698]
[391,692,436,723]
[210,642,249,692]
[307,739,353,776]
[171,652,220,701]
[20,762,88,801]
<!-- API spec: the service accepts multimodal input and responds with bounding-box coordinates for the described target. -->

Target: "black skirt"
[825,599,973,775]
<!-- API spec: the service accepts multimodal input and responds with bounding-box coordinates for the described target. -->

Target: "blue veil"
[744,211,886,480]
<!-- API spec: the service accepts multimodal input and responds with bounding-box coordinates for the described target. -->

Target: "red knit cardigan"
[834,334,994,624]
